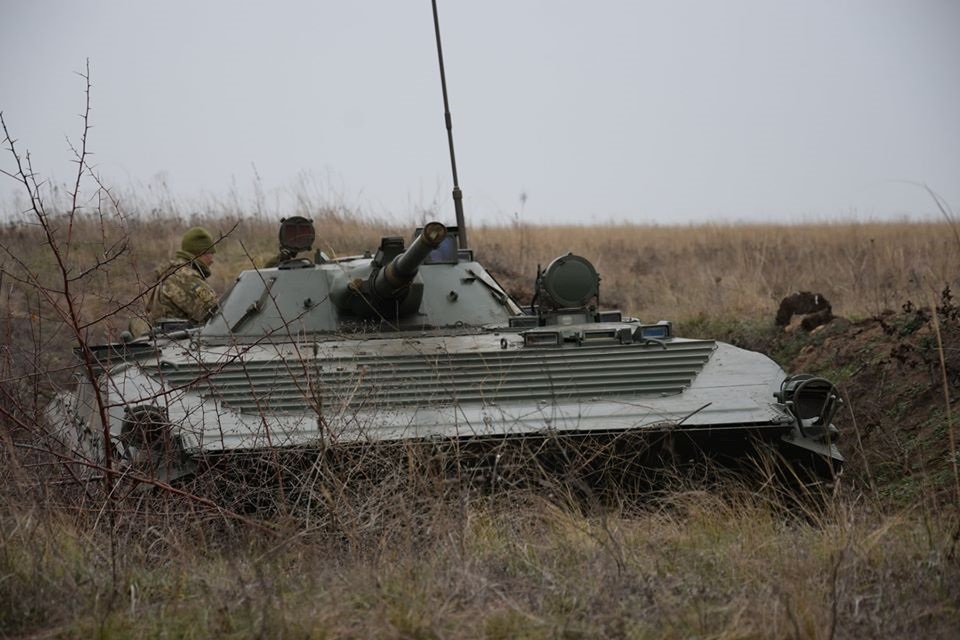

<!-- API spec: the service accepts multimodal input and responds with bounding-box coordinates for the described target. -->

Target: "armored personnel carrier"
[48,216,842,484]
[47,6,842,487]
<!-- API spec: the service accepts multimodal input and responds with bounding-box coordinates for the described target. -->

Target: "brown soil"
[774,288,960,505]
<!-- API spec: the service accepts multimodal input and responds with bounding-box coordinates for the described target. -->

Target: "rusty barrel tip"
[422,221,447,247]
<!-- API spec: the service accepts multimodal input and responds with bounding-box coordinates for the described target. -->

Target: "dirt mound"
[786,288,960,505]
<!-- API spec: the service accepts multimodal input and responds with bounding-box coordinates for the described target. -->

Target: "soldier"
[145,226,220,326]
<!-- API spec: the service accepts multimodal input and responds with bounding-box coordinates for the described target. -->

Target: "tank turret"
[333,222,447,318]
[200,220,512,338]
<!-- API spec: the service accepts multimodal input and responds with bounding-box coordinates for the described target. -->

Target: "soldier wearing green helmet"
[145,226,220,326]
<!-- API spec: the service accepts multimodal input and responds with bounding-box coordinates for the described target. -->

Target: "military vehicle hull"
[49,288,841,484]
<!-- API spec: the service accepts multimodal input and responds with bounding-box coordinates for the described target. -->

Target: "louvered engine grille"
[156,341,716,414]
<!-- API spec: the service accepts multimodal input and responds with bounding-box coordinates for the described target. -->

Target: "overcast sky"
[1,1,958,225]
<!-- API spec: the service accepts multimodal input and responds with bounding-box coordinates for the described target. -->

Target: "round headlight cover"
[540,253,599,309]
[278,216,316,253]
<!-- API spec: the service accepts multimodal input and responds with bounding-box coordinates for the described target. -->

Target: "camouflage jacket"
[146,252,219,325]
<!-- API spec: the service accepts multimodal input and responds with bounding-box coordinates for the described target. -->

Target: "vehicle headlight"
[775,374,842,441]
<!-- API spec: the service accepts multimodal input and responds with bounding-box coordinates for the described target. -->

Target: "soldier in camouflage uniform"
[146,227,220,325]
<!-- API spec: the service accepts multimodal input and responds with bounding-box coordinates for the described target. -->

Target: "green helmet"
[181,226,217,257]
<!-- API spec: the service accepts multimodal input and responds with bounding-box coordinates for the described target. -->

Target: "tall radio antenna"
[430,0,468,249]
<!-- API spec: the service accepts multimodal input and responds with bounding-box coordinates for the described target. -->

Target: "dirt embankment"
[738,288,960,506]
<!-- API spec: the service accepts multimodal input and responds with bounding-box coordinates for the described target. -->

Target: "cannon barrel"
[372,221,447,300]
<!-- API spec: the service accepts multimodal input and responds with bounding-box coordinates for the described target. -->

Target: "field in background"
[2,203,959,637]
[3,205,958,336]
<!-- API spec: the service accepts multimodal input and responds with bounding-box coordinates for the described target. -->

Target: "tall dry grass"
[477,219,960,322]
[2,472,957,638]
[3,97,959,637]
[2,200,959,636]
[3,205,958,340]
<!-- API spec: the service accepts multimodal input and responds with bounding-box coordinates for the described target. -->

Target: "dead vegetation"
[2,211,959,640]
[2,476,958,639]
[3,210,958,337]
[2,90,960,638]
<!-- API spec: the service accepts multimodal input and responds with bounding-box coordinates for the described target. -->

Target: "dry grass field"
[1,174,959,638]
[3,203,958,332]
[2,201,958,638]
[1,481,957,639]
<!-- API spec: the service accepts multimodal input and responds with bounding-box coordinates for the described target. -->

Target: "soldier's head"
[181,227,217,266]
